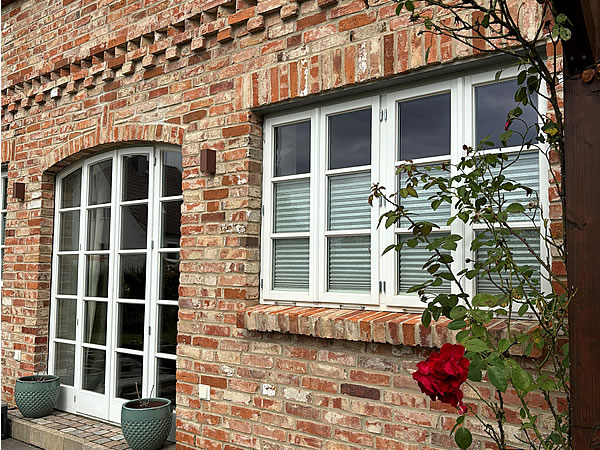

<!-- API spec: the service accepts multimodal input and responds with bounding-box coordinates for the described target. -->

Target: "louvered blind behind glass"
[329,172,371,230]
[491,152,539,221]
[398,234,451,294]
[328,236,370,292]
[398,166,451,228]
[476,230,541,293]
[274,180,310,233]
[273,239,309,291]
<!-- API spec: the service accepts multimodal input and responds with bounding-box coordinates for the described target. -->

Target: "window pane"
[55,298,76,340]
[328,236,370,292]
[329,109,371,169]
[55,342,75,386]
[476,230,541,294]
[118,303,145,351]
[274,180,309,233]
[158,305,178,354]
[123,155,149,201]
[398,234,451,294]
[120,254,146,299]
[83,348,106,394]
[57,255,78,295]
[161,201,181,248]
[59,211,80,251]
[84,301,107,345]
[163,151,182,197]
[398,165,451,228]
[88,159,112,205]
[399,93,450,160]
[490,151,539,222]
[116,353,143,400]
[475,79,538,148]
[275,121,310,177]
[87,207,111,251]
[86,254,109,298]
[61,169,81,208]
[159,253,180,300]
[273,239,309,291]
[156,358,176,403]
[121,204,148,250]
[1,212,5,245]
[329,172,371,231]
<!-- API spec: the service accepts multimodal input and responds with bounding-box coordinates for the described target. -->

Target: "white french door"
[49,145,181,423]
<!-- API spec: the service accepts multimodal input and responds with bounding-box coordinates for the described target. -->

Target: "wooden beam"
[565,76,600,449]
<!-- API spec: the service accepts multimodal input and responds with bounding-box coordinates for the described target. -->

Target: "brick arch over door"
[42,124,185,174]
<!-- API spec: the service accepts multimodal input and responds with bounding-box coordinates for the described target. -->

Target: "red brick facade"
[1,0,562,448]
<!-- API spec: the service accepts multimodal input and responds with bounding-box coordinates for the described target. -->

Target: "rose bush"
[412,343,470,413]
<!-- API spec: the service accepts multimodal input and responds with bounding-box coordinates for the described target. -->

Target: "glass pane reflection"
[118,303,145,351]
[61,169,81,208]
[88,160,112,205]
[121,204,148,250]
[86,255,109,298]
[161,201,181,248]
[56,298,76,340]
[57,255,78,295]
[158,305,178,354]
[329,109,371,169]
[55,342,75,386]
[84,301,107,345]
[59,211,80,251]
[159,253,180,300]
[116,353,143,400]
[120,254,146,299]
[87,208,111,251]
[156,358,176,403]
[162,152,182,197]
[123,155,149,201]
[83,348,106,394]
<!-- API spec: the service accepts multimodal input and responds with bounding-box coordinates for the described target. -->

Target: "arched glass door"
[49,145,181,423]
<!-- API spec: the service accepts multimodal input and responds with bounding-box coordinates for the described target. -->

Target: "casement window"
[261,68,549,311]
[0,165,7,287]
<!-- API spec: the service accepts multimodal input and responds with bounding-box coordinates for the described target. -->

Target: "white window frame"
[260,67,550,311]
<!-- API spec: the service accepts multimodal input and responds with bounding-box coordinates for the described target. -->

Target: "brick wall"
[1,0,562,448]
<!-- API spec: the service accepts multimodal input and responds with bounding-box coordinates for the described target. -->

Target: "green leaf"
[465,338,488,353]
[455,427,472,449]
[506,203,525,213]
[422,310,432,328]
[498,338,510,353]
[405,0,414,11]
[456,330,470,343]
[472,293,498,307]
[450,306,467,320]
[517,70,527,85]
[448,320,467,330]
[556,13,568,24]
[488,365,508,392]
[518,303,529,316]
[511,366,531,392]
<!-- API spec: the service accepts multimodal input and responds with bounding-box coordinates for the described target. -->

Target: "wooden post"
[560,1,600,448]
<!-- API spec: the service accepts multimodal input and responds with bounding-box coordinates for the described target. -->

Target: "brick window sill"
[237,304,540,352]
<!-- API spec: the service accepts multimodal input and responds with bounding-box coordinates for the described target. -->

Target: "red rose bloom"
[412,343,470,413]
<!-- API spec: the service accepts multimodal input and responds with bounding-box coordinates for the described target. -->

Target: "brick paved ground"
[8,409,175,450]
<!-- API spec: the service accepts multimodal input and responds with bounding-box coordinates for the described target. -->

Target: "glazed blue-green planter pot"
[121,398,172,450]
[14,375,60,419]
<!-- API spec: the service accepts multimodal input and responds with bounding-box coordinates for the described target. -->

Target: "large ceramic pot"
[14,375,60,419]
[121,398,172,450]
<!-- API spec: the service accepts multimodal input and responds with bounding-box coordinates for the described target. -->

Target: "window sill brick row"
[238,304,541,354]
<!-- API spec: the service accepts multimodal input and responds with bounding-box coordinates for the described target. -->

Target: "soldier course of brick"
[1,0,564,448]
